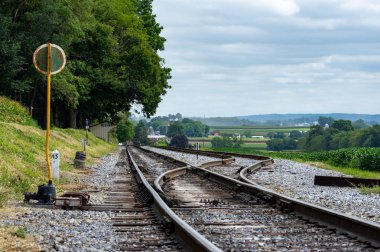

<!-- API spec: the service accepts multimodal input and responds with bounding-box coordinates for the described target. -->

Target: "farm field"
[189,126,308,149]
[209,126,309,137]
[189,136,268,143]
[190,141,267,150]
[206,147,380,179]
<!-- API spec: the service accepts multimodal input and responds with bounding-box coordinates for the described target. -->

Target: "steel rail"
[141,146,380,248]
[125,147,222,252]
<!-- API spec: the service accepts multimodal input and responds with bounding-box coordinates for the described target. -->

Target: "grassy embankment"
[0,97,117,206]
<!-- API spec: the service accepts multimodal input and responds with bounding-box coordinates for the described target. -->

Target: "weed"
[360,186,380,195]
[11,227,26,238]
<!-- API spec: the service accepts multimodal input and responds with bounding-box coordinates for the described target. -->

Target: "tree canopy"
[0,0,170,128]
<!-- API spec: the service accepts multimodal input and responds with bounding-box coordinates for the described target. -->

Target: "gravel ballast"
[144,146,220,166]
[0,151,124,251]
[146,147,380,225]
[248,159,380,224]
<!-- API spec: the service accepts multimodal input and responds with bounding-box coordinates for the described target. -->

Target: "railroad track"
[122,147,220,251]
[145,146,273,182]
[128,146,184,183]
[103,148,182,251]
[135,146,380,251]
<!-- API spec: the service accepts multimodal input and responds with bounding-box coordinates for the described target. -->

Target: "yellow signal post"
[46,43,52,182]
[28,43,66,203]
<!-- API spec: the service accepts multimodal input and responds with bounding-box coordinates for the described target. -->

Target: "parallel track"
[106,148,182,251]
[124,147,220,251]
[138,146,380,250]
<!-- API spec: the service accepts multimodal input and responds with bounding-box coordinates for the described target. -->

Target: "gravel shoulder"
[0,151,123,252]
[248,159,380,224]
[144,146,220,166]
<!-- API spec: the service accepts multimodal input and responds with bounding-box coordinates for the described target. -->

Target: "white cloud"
[152,0,380,116]
[340,0,380,14]
[218,0,300,16]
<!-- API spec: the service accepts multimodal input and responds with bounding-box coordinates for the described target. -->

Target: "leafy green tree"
[222,135,233,148]
[204,125,210,136]
[243,130,252,138]
[169,134,188,148]
[116,117,134,143]
[167,122,184,137]
[211,137,224,148]
[353,119,367,129]
[133,120,149,146]
[0,0,171,128]
[318,116,334,127]
[232,136,243,148]
[0,14,24,97]
[289,130,303,139]
[135,0,166,51]
[305,135,325,152]
[267,138,297,151]
[267,139,285,151]
[331,120,354,132]
[308,125,325,138]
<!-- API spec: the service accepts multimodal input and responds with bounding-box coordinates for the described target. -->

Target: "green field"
[191,141,267,150]
[209,126,309,137]
[189,136,268,143]
[206,147,380,179]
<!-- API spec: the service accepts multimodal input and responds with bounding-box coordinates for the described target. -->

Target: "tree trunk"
[70,109,78,128]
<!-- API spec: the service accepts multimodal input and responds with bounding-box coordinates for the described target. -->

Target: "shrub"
[169,134,188,148]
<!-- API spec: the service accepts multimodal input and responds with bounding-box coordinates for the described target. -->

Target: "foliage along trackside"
[0,122,116,207]
[208,147,380,175]
[0,0,170,128]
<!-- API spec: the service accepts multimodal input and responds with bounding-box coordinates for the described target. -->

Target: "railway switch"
[24,180,56,204]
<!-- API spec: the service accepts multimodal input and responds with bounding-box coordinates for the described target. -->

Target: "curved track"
[138,146,380,250]
[124,147,220,252]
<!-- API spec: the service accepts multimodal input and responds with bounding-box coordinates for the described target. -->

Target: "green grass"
[0,96,38,127]
[10,227,26,239]
[360,186,380,195]
[207,147,380,179]
[193,141,267,150]
[0,122,117,207]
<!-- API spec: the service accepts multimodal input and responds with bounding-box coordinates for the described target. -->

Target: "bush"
[267,138,297,151]
[211,137,224,148]
[154,139,168,147]
[169,134,188,148]
[116,119,134,143]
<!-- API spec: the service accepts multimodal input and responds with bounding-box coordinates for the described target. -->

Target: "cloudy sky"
[152,0,380,117]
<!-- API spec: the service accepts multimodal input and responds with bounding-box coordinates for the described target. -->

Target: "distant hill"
[192,113,380,126]
[238,113,380,122]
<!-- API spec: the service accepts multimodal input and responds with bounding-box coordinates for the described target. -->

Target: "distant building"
[148,135,168,143]
[233,133,241,139]
[89,123,115,142]
[251,136,264,139]
[295,123,310,127]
